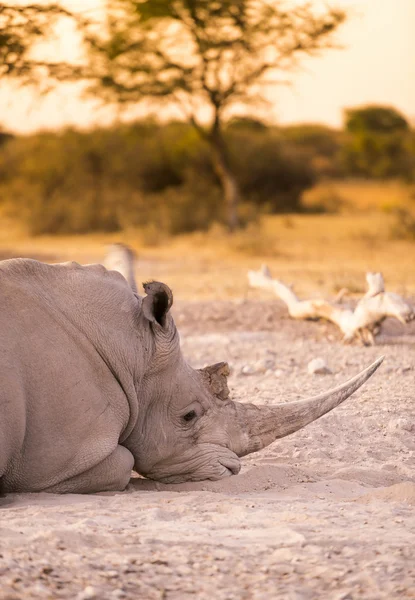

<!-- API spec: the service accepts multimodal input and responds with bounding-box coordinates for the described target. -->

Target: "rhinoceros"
[0,254,383,494]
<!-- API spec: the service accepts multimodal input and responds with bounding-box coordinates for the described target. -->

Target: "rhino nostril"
[219,458,241,476]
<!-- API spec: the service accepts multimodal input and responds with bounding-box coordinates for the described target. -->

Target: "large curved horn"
[230,357,384,457]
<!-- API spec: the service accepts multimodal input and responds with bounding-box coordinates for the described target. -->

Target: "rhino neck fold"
[230,357,384,457]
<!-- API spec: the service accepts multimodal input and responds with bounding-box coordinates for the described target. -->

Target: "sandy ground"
[1,298,415,599]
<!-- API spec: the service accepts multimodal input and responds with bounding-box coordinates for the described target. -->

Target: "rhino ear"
[142,281,173,327]
[199,362,230,401]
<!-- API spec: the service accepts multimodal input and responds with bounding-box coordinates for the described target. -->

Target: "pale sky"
[1,0,414,133]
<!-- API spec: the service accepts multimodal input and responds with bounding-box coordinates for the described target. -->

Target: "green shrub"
[0,120,317,235]
[341,105,414,180]
[228,129,316,212]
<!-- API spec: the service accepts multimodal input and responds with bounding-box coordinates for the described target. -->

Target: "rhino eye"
[183,410,197,422]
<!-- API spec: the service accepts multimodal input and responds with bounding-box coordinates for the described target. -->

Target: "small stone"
[270,548,295,561]
[341,546,355,558]
[307,358,332,375]
[241,365,257,376]
[77,586,97,600]
[388,417,414,433]
[176,565,192,576]
[274,369,284,378]
[253,359,276,373]
[103,570,119,579]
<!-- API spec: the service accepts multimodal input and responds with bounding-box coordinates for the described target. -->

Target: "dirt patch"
[1,303,414,599]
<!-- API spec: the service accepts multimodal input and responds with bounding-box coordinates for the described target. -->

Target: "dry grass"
[303,179,415,213]
[0,181,414,301]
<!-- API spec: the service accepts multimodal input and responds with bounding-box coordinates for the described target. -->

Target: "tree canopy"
[342,105,413,179]
[78,0,346,229]
[0,2,73,84]
[83,1,346,115]
[345,106,409,135]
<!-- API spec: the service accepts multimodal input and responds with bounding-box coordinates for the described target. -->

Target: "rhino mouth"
[218,457,241,477]
[141,445,241,483]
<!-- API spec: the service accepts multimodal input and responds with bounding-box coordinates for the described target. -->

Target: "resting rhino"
[0,254,383,494]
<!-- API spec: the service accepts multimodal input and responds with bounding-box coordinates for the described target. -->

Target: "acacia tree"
[3,1,346,230]
[79,0,346,230]
[0,3,75,84]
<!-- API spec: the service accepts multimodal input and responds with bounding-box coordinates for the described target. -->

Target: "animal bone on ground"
[248,266,414,344]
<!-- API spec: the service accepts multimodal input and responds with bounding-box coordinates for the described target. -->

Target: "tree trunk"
[208,118,241,232]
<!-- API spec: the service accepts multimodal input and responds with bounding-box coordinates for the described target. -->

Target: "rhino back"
[0,259,140,492]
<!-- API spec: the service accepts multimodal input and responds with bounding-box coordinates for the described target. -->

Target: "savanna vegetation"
[0,119,317,235]
[1,0,348,231]
[0,2,414,254]
[0,2,74,84]
[0,106,414,239]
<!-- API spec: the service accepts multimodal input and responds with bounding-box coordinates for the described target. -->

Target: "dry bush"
[303,187,347,214]
[0,122,317,236]
[228,224,281,257]
[388,208,415,241]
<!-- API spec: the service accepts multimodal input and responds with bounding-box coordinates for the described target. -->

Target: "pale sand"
[1,301,414,599]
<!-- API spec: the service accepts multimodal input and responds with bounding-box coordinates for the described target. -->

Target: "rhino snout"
[218,455,241,478]
[139,444,241,484]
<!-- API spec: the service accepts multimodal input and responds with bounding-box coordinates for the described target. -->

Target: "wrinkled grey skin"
[0,257,383,494]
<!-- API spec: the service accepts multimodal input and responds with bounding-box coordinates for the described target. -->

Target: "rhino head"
[119,272,383,484]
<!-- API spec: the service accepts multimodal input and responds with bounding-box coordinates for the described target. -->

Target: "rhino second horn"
[232,356,384,457]
[199,362,230,401]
